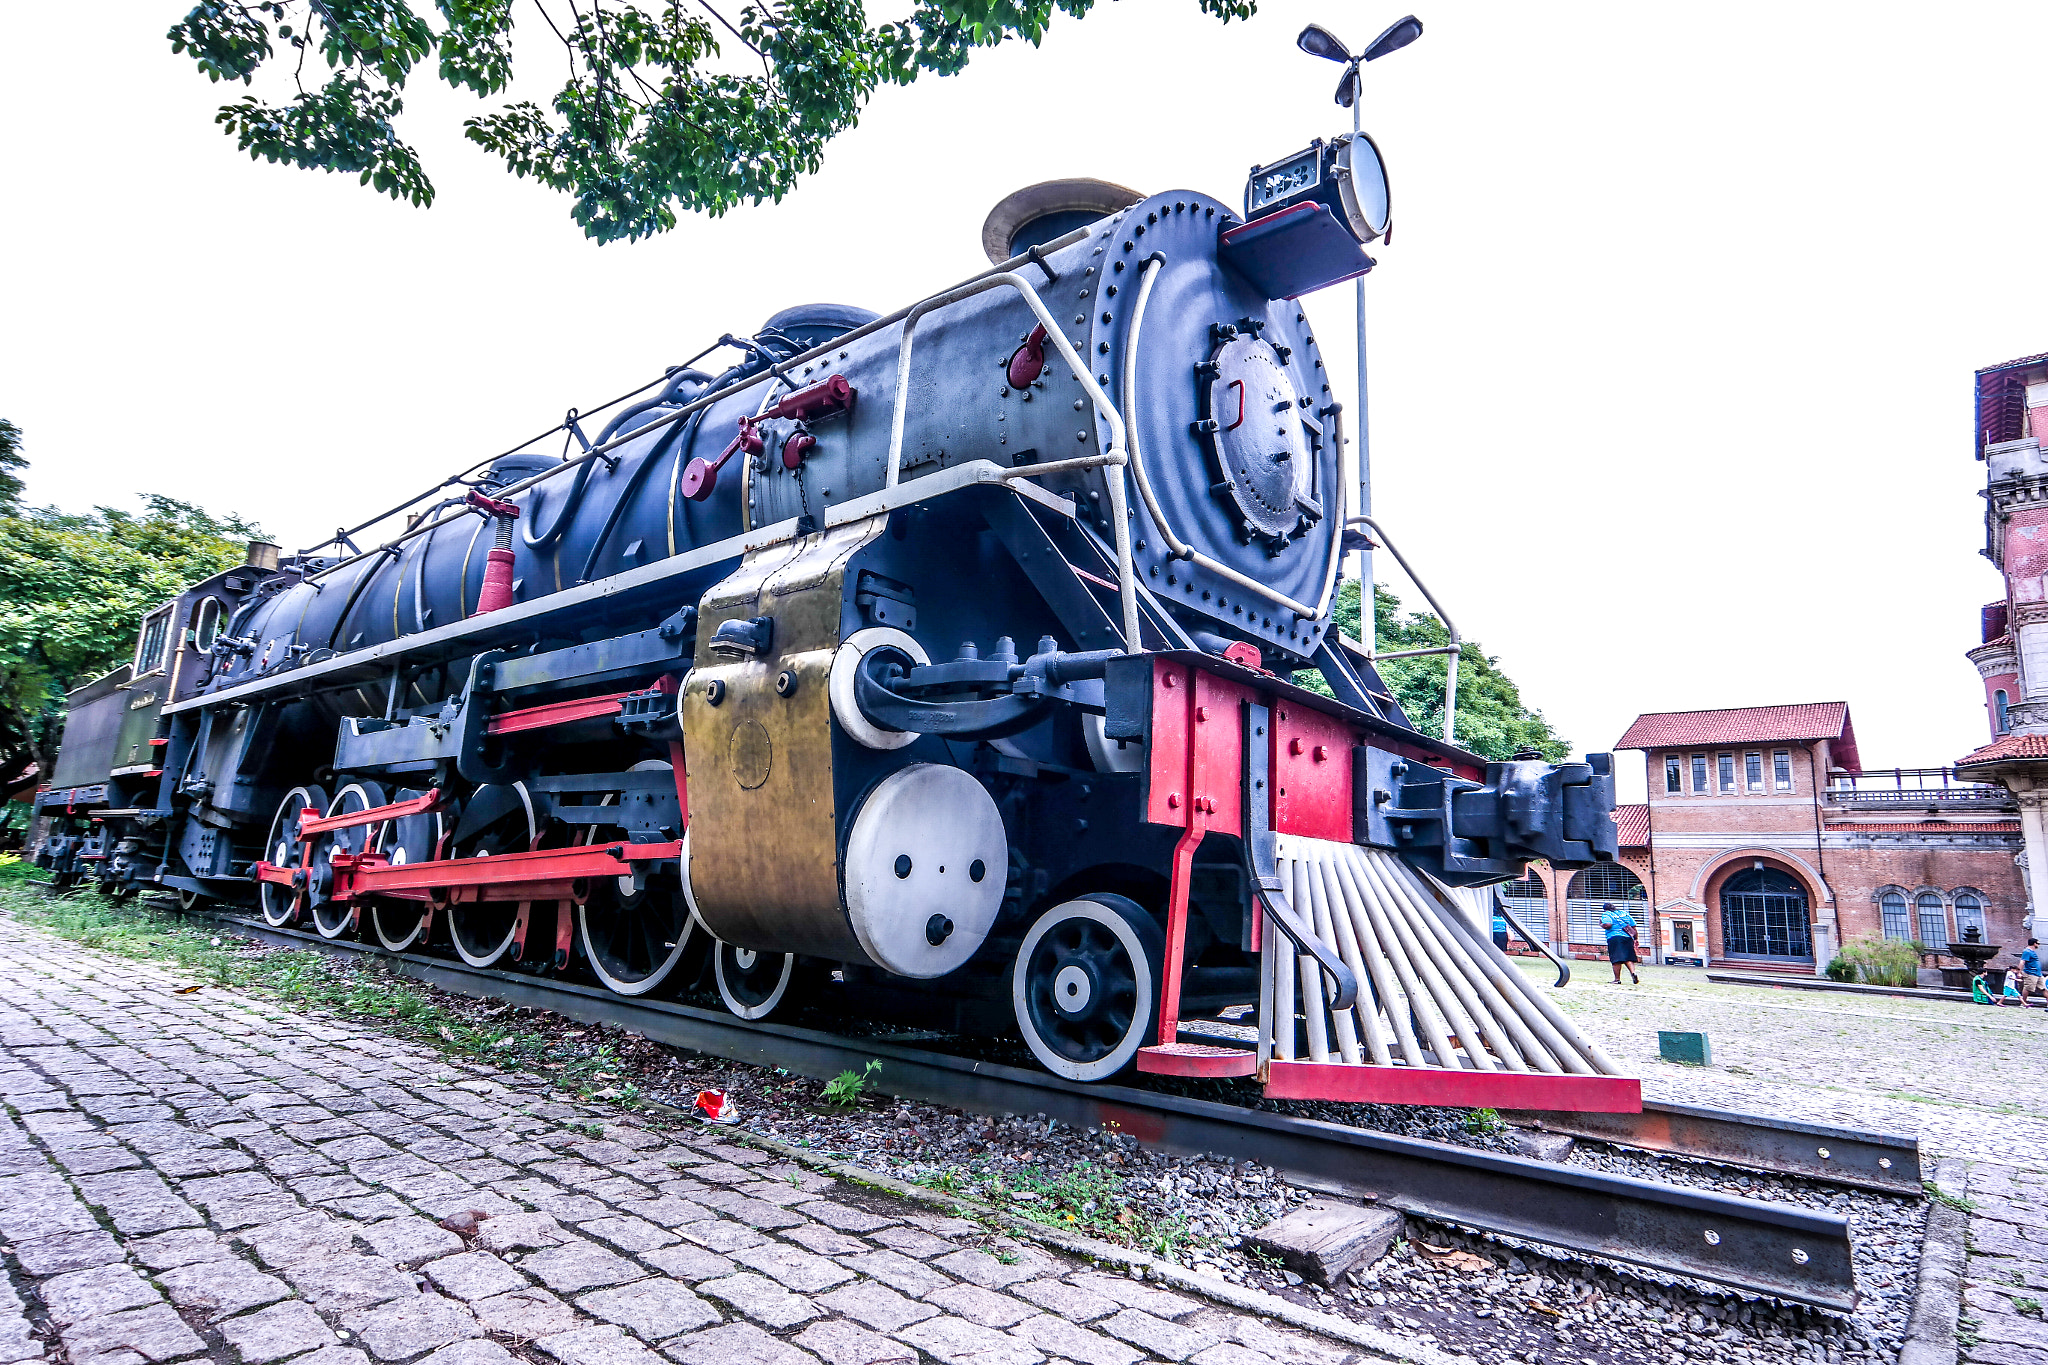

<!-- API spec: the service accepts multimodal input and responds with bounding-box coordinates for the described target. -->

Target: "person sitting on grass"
[1600,901,1640,985]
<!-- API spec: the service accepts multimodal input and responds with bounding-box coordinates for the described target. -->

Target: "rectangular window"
[1665,756,1682,793]
[1745,752,1763,791]
[1773,750,1793,791]
[1692,754,1709,793]
[134,609,171,677]
[1718,754,1735,792]
[1880,894,1911,941]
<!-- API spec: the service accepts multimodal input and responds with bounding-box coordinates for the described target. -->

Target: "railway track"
[189,910,1917,1312]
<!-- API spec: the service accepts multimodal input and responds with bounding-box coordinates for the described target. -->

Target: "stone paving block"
[638,1244,734,1283]
[302,1175,375,1202]
[924,1284,1035,1328]
[695,1272,821,1329]
[59,1303,206,1364]
[931,1248,1055,1291]
[412,1189,524,1222]
[0,1172,99,1240]
[425,1251,530,1302]
[56,1146,144,1175]
[834,1250,951,1299]
[1011,1276,1118,1323]
[1207,1315,1354,1365]
[675,1221,768,1255]
[332,1194,414,1223]
[732,1241,858,1293]
[218,1300,338,1364]
[900,1213,982,1239]
[865,1225,954,1259]
[360,1216,466,1266]
[285,1253,420,1313]
[150,1144,258,1177]
[614,1198,714,1231]
[781,1225,869,1257]
[128,1227,230,1272]
[421,1343,517,1365]
[39,1263,161,1325]
[475,1211,567,1253]
[472,1286,585,1339]
[241,1211,362,1269]
[322,1135,403,1162]
[1094,1308,1219,1362]
[344,1292,484,1361]
[816,1280,941,1333]
[536,1325,665,1365]
[13,1228,125,1275]
[576,1279,721,1341]
[527,1192,614,1223]
[791,1319,916,1365]
[578,1216,679,1254]
[893,1315,1042,1365]
[1065,1271,1201,1318]
[730,1182,814,1208]
[663,1321,818,1365]
[684,1163,756,1186]
[295,1350,373,1365]
[795,1201,896,1233]
[1006,1313,1143,1365]
[521,1240,647,1293]
[156,1257,291,1320]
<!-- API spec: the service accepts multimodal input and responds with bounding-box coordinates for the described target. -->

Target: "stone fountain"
[1940,923,2004,992]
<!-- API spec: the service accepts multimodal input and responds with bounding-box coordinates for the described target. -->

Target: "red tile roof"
[1824,820,2020,834]
[1956,732,2048,767]
[1616,703,1853,757]
[1612,803,1649,848]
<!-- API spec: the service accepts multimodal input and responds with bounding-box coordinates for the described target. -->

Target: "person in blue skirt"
[1601,901,1640,985]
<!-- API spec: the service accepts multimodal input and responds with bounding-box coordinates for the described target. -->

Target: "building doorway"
[1720,867,1812,961]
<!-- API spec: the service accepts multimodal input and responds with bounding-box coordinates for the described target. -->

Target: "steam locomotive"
[34,141,1632,1108]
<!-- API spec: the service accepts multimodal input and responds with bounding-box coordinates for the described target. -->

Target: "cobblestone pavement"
[0,915,1368,1365]
[1542,962,2048,1365]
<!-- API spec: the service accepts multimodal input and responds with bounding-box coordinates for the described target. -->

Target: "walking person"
[1601,901,1640,985]
[1492,905,1511,952]
[2021,938,2047,1009]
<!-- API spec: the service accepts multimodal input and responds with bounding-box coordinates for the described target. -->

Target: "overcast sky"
[4,3,2044,801]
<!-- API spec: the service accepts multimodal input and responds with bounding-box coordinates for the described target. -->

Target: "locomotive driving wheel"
[577,762,700,996]
[259,785,328,928]
[1012,894,1163,1081]
[310,782,384,940]
[444,782,538,968]
[368,788,444,952]
[713,940,802,1020]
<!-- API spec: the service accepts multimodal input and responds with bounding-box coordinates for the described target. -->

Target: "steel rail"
[192,912,1863,1309]
[1501,1101,1922,1197]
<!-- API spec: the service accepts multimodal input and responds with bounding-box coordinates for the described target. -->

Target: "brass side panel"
[684,516,888,962]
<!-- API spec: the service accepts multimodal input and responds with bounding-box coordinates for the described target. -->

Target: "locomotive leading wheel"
[311,782,385,940]
[714,940,797,1020]
[369,788,443,952]
[1013,894,1163,1081]
[259,786,328,928]
[578,765,698,996]
[446,782,538,968]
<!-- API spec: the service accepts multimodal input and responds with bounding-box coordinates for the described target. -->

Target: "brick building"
[1955,352,2048,938]
[1498,702,2027,972]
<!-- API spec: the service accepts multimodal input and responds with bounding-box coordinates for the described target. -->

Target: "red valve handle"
[680,417,764,502]
[1007,325,1049,389]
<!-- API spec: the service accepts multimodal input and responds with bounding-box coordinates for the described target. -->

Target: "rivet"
[1196,706,1209,722]
[1289,738,1304,756]
[1168,794,1181,808]
[1314,745,1329,762]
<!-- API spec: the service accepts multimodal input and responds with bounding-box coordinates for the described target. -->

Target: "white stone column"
[2014,787,2048,940]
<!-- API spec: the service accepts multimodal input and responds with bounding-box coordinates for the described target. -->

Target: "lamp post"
[1296,16,1422,655]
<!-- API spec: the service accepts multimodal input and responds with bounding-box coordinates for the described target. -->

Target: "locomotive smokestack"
[980,179,1143,265]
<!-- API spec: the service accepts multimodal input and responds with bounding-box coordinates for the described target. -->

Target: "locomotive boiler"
[36,141,1635,1111]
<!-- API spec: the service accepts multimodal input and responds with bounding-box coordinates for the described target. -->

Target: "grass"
[823,1060,882,1109]
[1923,1180,1979,1213]
[0,872,646,1106]
[913,1156,1191,1259]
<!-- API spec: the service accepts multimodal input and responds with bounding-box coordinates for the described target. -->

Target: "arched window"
[1501,870,1547,902]
[192,597,222,654]
[1995,690,2012,735]
[1721,866,1811,959]
[1878,888,1910,940]
[1564,863,1645,944]
[1953,889,1987,942]
[1915,892,1949,950]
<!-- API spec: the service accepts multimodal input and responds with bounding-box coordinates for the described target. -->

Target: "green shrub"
[1823,956,1856,983]
[1839,934,1920,987]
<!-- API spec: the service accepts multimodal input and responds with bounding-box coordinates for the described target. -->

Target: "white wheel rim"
[448,783,534,967]
[1012,899,1155,1082]
[715,941,795,1020]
